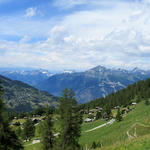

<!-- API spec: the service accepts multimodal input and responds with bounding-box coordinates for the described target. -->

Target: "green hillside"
[102,134,150,150]
[0,75,58,112]
[80,101,150,149]
[23,101,150,150]
[6,78,150,149]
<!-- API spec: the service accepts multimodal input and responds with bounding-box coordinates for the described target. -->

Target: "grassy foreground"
[100,134,150,150]
[25,101,150,150]
[80,101,150,148]
[24,143,42,150]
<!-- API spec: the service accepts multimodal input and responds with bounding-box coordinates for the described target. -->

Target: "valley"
[1,66,150,103]
[1,69,150,150]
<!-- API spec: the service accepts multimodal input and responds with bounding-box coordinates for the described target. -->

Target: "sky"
[0,0,150,71]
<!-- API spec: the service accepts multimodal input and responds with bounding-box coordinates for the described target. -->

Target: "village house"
[88,110,94,114]
[114,106,120,109]
[132,102,137,105]
[95,107,103,112]
[84,118,93,123]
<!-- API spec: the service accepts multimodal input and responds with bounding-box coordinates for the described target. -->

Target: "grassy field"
[24,143,42,150]
[100,134,150,150]
[81,119,105,132]
[12,118,26,124]
[23,101,150,150]
[24,114,105,149]
[81,101,150,149]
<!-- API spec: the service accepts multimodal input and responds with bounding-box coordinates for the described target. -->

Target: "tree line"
[80,78,150,110]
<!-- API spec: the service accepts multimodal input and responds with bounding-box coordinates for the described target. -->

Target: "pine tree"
[0,81,23,150]
[116,108,122,122]
[58,89,82,150]
[91,141,97,149]
[97,141,102,148]
[145,98,149,105]
[23,118,35,141]
[136,94,141,103]
[104,105,112,119]
[41,107,55,150]
[15,127,22,138]
[96,111,101,120]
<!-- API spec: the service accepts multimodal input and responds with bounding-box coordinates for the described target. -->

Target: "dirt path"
[126,131,134,140]
[24,139,40,146]
[126,123,138,140]
[25,119,116,146]
[25,133,60,146]
[85,119,115,133]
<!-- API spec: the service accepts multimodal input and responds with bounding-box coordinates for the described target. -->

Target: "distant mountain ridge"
[0,69,53,87]
[37,66,150,103]
[0,75,57,112]
[1,66,150,103]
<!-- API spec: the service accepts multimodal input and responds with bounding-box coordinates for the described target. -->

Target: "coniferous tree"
[136,94,141,103]
[15,127,22,138]
[41,107,55,150]
[58,89,82,150]
[97,141,102,148]
[104,105,112,119]
[91,141,97,149]
[23,118,35,141]
[96,111,101,120]
[0,81,23,150]
[116,108,122,122]
[145,98,149,105]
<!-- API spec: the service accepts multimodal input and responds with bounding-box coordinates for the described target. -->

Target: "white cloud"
[25,7,37,17]
[1,0,150,70]
[54,0,88,9]
[19,36,30,43]
[143,0,150,4]
[53,0,131,10]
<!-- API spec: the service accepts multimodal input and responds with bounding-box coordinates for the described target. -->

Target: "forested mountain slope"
[84,78,150,110]
[0,75,57,112]
[78,78,150,149]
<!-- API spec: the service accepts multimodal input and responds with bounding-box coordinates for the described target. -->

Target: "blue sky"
[0,0,150,71]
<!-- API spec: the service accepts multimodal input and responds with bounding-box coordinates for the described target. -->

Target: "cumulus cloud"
[25,7,37,17]
[1,0,150,70]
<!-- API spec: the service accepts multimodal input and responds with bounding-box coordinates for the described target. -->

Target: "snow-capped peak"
[62,70,76,74]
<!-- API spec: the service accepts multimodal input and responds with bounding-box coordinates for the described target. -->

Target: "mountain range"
[1,66,150,103]
[0,69,53,87]
[36,66,150,103]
